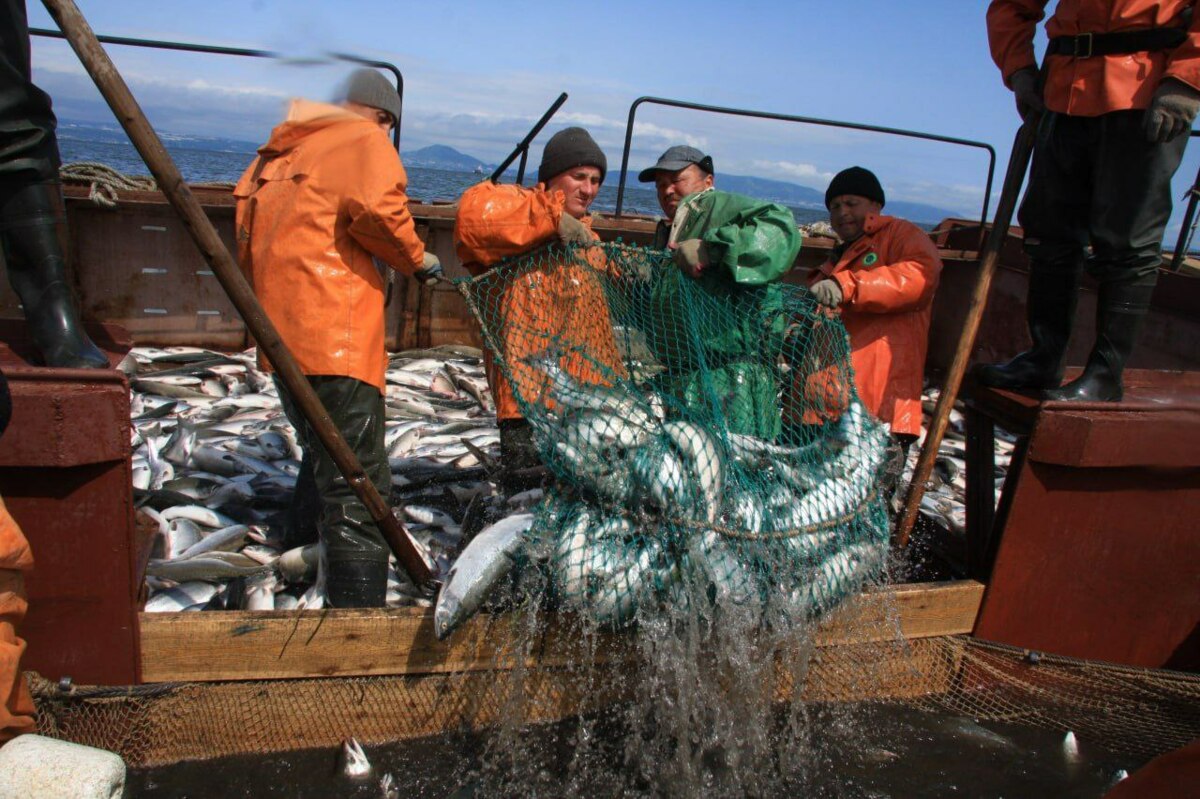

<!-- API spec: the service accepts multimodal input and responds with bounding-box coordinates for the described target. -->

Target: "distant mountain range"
[402,144,489,172]
[55,122,963,224]
[401,144,965,224]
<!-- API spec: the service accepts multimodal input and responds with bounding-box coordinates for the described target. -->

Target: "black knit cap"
[825,166,885,208]
[537,127,607,185]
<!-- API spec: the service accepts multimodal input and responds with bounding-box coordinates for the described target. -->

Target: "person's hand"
[810,279,843,308]
[673,239,708,278]
[557,213,592,245]
[1009,67,1044,122]
[1144,79,1200,143]
[414,252,443,285]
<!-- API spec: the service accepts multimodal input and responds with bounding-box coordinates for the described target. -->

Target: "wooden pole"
[893,119,1038,550]
[41,0,434,588]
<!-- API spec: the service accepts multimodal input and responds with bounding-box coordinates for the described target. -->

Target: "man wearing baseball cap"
[637,145,801,438]
[638,145,715,248]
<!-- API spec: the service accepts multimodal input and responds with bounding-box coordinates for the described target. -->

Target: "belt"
[1047,27,1188,59]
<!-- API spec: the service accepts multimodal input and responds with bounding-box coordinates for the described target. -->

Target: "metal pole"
[489,92,568,183]
[1169,144,1200,272]
[31,28,406,152]
[893,119,1038,550]
[614,96,996,226]
[40,0,434,588]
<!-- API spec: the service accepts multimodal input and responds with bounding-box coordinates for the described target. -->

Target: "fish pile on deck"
[128,346,1007,619]
[433,354,892,637]
[127,344,510,612]
[903,385,1017,537]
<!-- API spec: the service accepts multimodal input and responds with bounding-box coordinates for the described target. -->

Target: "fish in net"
[437,239,889,637]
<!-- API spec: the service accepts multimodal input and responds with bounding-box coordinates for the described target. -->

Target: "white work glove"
[1144,79,1200,143]
[1008,67,1045,123]
[414,252,443,286]
[557,213,593,245]
[673,239,708,279]
[810,279,843,308]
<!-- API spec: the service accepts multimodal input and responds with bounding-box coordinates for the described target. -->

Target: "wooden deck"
[138,580,985,683]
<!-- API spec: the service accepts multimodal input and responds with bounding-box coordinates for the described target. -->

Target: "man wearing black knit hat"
[789,166,943,505]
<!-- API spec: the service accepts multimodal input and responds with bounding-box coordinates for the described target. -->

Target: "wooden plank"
[139,580,984,683]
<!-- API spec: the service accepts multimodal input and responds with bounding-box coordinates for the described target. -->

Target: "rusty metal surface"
[63,187,246,349]
[929,221,1200,374]
[968,370,1200,670]
[0,321,141,685]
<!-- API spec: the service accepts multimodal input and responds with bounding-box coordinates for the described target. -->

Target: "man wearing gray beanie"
[233,69,441,607]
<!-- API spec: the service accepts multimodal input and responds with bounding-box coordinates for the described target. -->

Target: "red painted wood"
[972,371,1200,670]
[0,325,141,685]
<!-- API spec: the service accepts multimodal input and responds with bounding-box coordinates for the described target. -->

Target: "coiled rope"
[60,161,235,208]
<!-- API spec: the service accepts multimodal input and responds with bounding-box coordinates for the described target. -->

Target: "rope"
[60,161,236,208]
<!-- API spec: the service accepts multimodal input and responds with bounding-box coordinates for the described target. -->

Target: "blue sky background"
[23,1,1200,240]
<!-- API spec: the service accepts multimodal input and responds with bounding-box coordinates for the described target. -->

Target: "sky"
[23,1,1200,239]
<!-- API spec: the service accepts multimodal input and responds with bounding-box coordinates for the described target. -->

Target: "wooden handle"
[893,119,1039,550]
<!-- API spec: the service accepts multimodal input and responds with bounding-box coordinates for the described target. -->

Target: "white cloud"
[750,159,835,185]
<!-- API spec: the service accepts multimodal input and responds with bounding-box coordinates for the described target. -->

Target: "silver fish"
[526,351,652,428]
[244,572,278,611]
[340,738,373,781]
[146,555,272,582]
[160,518,203,560]
[433,513,534,639]
[144,581,222,613]
[663,420,723,523]
[160,504,236,529]
[175,524,255,560]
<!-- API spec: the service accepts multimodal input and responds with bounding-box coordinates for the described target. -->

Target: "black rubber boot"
[1042,279,1155,403]
[326,558,388,608]
[498,418,545,494]
[974,260,1080,391]
[282,452,321,550]
[0,181,108,368]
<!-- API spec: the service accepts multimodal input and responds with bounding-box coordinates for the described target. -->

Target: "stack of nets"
[457,240,890,629]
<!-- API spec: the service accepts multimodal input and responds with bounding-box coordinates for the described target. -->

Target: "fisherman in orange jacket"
[978,0,1200,401]
[801,167,943,494]
[0,371,35,742]
[234,70,441,607]
[455,127,625,490]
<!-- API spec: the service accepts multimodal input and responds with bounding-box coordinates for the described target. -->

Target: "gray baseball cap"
[637,145,714,182]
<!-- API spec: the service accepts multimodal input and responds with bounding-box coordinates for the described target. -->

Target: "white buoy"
[0,734,125,799]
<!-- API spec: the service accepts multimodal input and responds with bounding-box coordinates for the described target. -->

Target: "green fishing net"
[457,240,890,629]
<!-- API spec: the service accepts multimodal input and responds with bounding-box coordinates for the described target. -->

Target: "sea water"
[55,125,830,224]
[126,701,1140,798]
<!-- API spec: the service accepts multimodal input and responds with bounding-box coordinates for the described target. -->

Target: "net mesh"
[29,635,1200,768]
[454,241,890,629]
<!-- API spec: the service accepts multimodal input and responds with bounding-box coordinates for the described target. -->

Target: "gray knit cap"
[537,127,607,184]
[339,68,401,124]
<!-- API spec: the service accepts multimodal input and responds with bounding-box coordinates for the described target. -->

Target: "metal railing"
[30,27,405,149]
[615,97,997,242]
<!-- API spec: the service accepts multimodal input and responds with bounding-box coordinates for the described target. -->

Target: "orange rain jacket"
[987,0,1200,116]
[798,215,942,437]
[454,182,626,421]
[234,100,425,391]
[0,496,34,742]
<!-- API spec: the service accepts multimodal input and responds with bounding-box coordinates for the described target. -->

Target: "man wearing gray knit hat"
[232,69,440,607]
[336,68,402,129]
